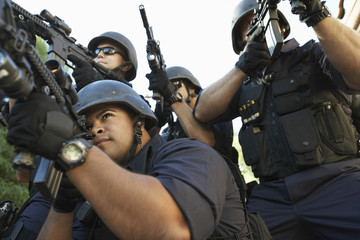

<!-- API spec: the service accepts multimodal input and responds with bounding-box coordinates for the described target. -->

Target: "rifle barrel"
[139,5,153,40]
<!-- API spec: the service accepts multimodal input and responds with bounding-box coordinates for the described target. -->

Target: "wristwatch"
[167,91,183,105]
[57,138,92,171]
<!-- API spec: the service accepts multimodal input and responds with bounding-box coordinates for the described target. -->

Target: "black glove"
[53,175,84,213]
[235,26,270,75]
[68,55,103,91]
[154,101,173,128]
[290,0,331,27]
[6,92,74,160]
[146,71,175,99]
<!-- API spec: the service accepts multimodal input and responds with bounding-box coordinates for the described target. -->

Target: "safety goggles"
[93,47,123,57]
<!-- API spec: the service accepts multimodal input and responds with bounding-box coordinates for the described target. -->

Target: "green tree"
[36,36,49,62]
[0,126,29,208]
[233,134,258,184]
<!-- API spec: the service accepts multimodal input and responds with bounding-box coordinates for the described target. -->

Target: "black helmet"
[166,66,202,94]
[74,80,157,132]
[231,0,290,54]
[88,32,138,81]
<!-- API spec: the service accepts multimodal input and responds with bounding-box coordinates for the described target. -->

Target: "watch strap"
[167,91,183,105]
[304,3,331,27]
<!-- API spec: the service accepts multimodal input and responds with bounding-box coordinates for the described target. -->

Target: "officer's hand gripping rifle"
[139,4,166,111]
[247,0,283,58]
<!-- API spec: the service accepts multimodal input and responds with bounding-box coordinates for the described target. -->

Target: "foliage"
[35,36,49,62]
[233,134,258,184]
[0,126,29,208]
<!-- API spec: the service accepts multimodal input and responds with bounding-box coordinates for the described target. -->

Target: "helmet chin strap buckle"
[120,116,144,165]
[113,61,133,72]
[134,118,143,149]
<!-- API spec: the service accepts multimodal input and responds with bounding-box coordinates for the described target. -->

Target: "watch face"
[175,92,182,100]
[63,144,82,162]
[168,91,183,105]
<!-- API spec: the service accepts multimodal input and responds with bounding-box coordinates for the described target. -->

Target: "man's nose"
[91,124,105,136]
[95,50,105,59]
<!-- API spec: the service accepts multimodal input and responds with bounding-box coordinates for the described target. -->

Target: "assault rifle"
[10,1,131,86]
[0,0,123,201]
[139,4,166,111]
[247,0,283,58]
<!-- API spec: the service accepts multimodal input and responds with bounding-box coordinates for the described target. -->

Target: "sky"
[10,0,356,132]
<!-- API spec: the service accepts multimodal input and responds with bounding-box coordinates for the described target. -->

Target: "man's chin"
[96,142,127,164]
[100,147,122,164]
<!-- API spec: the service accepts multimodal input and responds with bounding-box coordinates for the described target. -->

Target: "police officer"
[5,80,248,239]
[152,66,234,161]
[68,31,138,90]
[194,0,360,239]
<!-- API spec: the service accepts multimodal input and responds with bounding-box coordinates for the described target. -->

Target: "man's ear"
[122,64,133,72]
[141,119,146,131]
[189,87,196,95]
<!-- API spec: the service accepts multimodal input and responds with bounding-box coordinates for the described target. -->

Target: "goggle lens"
[94,47,120,56]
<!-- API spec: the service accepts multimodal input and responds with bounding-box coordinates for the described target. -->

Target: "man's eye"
[102,113,112,119]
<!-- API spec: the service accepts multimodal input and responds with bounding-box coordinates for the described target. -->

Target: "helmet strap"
[112,61,133,73]
[121,116,144,165]
[190,93,197,98]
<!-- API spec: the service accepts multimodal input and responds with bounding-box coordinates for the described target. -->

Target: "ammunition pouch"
[238,77,267,125]
[240,125,279,177]
[280,108,322,167]
[272,76,312,116]
[312,102,359,161]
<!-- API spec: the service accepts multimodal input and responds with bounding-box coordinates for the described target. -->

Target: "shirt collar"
[125,134,164,174]
[280,38,300,53]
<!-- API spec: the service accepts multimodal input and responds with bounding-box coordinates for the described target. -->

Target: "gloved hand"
[53,175,84,213]
[68,54,103,91]
[235,26,270,75]
[146,70,175,99]
[290,0,330,26]
[6,92,74,160]
[154,101,173,128]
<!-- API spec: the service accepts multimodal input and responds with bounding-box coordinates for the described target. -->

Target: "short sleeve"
[149,139,231,240]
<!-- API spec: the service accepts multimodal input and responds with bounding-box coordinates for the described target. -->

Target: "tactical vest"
[238,40,359,180]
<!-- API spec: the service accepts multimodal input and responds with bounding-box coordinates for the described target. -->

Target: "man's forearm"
[37,208,74,240]
[313,17,360,89]
[171,101,215,146]
[194,68,247,123]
